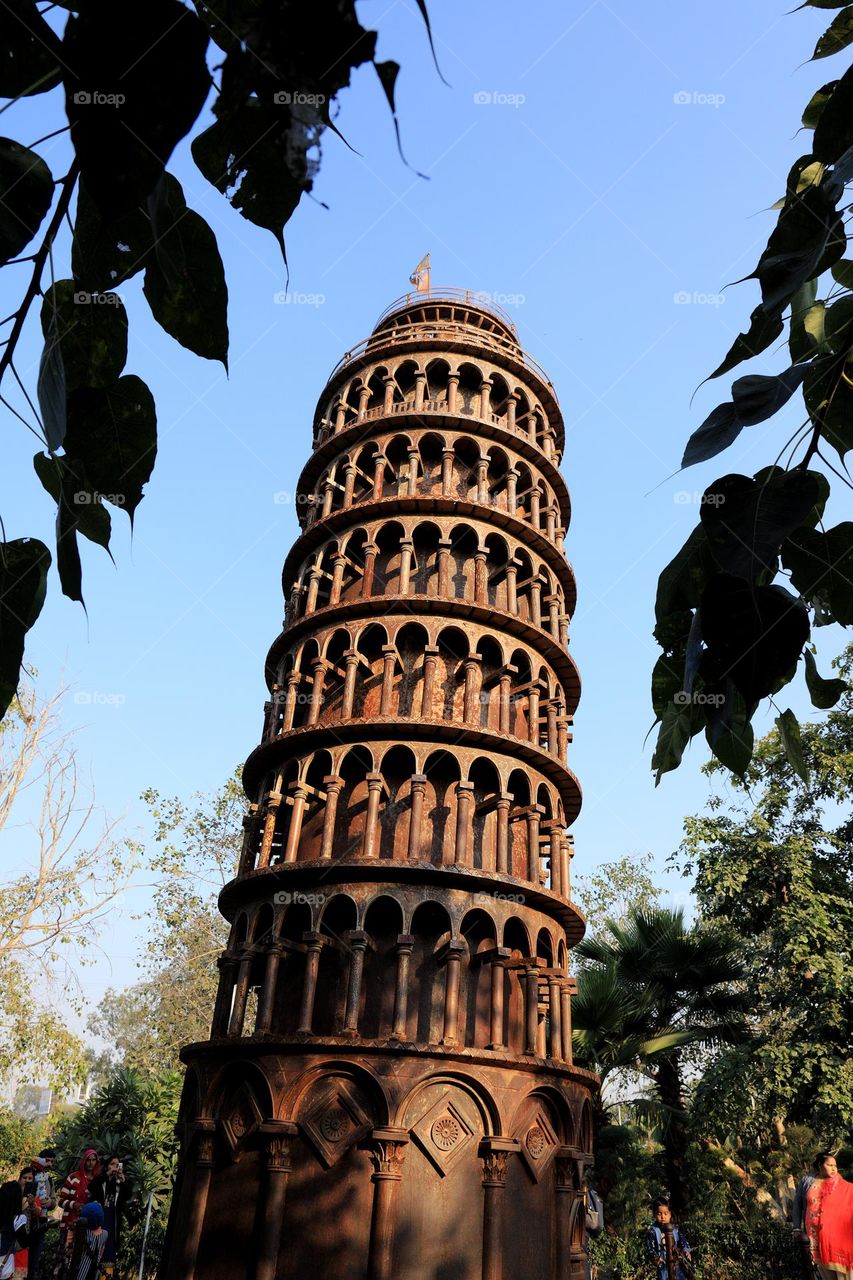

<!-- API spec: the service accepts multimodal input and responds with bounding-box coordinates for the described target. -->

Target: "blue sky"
[2,0,848,1011]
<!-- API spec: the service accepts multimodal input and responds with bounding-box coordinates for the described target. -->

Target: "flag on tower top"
[409,253,431,292]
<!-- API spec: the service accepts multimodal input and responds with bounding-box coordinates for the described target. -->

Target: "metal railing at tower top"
[327,317,555,391]
[374,287,519,335]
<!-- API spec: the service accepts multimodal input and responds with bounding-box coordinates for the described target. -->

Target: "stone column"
[548,975,563,1060]
[495,793,511,875]
[441,447,455,496]
[506,466,518,514]
[479,378,492,420]
[542,428,555,461]
[480,1139,518,1280]
[547,699,558,754]
[380,645,398,714]
[238,807,259,875]
[530,485,541,527]
[330,554,347,604]
[561,982,573,1063]
[255,943,284,1034]
[228,951,253,1036]
[487,948,511,1049]
[506,558,519,614]
[398,538,414,594]
[308,658,327,725]
[474,549,489,604]
[356,385,370,420]
[437,539,452,596]
[407,445,420,494]
[421,645,439,716]
[557,708,568,759]
[447,371,459,414]
[321,477,335,518]
[546,506,557,541]
[211,954,238,1036]
[333,398,346,431]
[320,775,343,860]
[383,375,395,413]
[391,934,415,1038]
[343,929,369,1033]
[498,671,512,734]
[372,452,387,499]
[362,542,378,596]
[173,1123,216,1280]
[527,681,541,744]
[559,614,569,647]
[342,649,360,717]
[561,838,572,900]
[257,789,282,870]
[283,785,308,863]
[454,781,475,866]
[414,373,426,411]
[506,392,518,431]
[553,1153,576,1280]
[297,932,324,1033]
[283,673,300,730]
[256,1124,298,1280]
[462,656,482,722]
[305,567,322,614]
[476,457,489,504]
[526,805,542,882]
[362,773,385,859]
[530,575,542,628]
[441,939,466,1044]
[407,774,427,859]
[366,1129,409,1280]
[548,595,561,639]
[524,965,540,1054]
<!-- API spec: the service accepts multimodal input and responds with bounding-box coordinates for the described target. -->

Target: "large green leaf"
[142,176,228,366]
[63,0,210,218]
[64,376,157,521]
[802,81,838,129]
[0,0,63,97]
[652,699,699,784]
[699,469,824,580]
[790,280,828,362]
[0,139,54,266]
[40,279,128,392]
[831,259,853,289]
[783,522,853,624]
[72,182,153,291]
[775,708,809,784]
[0,538,51,720]
[730,365,808,426]
[705,684,754,778]
[803,647,847,708]
[812,6,853,58]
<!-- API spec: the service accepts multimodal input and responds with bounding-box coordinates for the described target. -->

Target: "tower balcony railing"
[373,287,519,334]
[326,319,555,391]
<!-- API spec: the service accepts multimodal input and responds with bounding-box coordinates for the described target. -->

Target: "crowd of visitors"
[0,1147,133,1280]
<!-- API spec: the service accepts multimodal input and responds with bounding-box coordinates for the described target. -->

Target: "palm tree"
[573,906,749,1215]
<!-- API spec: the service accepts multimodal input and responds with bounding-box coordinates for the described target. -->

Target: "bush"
[589,1214,801,1280]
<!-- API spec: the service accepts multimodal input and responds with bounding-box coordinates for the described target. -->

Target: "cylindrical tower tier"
[164,288,598,1280]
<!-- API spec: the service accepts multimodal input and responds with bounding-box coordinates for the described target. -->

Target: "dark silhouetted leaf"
[0,537,51,719]
[824,295,853,351]
[142,176,228,366]
[36,309,66,453]
[655,525,715,623]
[40,279,127,392]
[64,375,157,521]
[652,699,698,785]
[803,647,847,708]
[705,683,754,779]
[700,469,823,580]
[55,495,84,604]
[731,365,808,426]
[790,280,828,362]
[783,522,853,624]
[700,574,810,705]
[63,0,210,217]
[813,6,853,59]
[72,182,153,291]
[804,354,853,455]
[775,708,808,783]
[709,305,785,381]
[752,183,845,314]
[813,64,853,162]
[682,402,743,468]
[33,453,112,551]
[831,258,853,289]
[0,138,54,265]
[0,0,63,97]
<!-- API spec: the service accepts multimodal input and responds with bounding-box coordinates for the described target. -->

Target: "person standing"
[57,1152,100,1280]
[28,1154,56,1280]
[68,1205,106,1280]
[0,1184,28,1280]
[802,1152,853,1280]
[644,1199,693,1280]
[87,1158,130,1276]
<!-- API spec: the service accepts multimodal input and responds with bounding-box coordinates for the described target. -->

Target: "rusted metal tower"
[165,288,597,1280]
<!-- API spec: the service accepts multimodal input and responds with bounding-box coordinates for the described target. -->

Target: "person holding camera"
[644,1199,694,1280]
[87,1158,130,1275]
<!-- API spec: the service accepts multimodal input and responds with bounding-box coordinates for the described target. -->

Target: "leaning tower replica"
[165,288,597,1280]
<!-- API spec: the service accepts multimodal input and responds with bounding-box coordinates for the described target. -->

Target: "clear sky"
[2,0,848,1012]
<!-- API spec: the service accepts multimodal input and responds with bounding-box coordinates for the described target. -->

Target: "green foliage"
[0,1106,45,1182]
[652,8,853,779]
[50,1067,182,1278]
[0,0,438,717]
[574,853,661,935]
